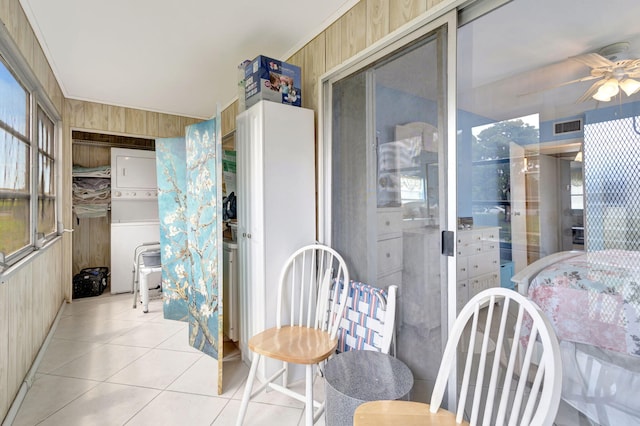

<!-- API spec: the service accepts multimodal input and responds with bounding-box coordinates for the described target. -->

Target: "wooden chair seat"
[248,326,338,365]
[354,400,470,426]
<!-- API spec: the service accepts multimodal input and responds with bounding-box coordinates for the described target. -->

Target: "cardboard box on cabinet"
[244,55,302,108]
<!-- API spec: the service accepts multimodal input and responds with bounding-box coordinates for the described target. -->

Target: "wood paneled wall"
[66,102,199,277]
[71,143,112,275]
[0,0,66,421]
[220,0,444,135]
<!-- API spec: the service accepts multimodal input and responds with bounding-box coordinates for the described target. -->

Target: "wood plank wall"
[220,0,443,137]
[0,0,67,421]
[71,143,112,275]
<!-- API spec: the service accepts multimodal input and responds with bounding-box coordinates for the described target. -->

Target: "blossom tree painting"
[156,117,223,393]
[185,118,222,360]
[156,137,190,321]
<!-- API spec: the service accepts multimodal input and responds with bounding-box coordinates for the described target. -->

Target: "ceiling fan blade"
[517,74,599,97]
[570,52,615,69]
[554,74,600,87]
[518,75,601,96]
[624,60,640,73]
[576,79,606,103]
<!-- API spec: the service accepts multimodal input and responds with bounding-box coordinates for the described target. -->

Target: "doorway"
[71,131,155,290]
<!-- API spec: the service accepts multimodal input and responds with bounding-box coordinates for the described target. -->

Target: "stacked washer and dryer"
[109,148,161,294]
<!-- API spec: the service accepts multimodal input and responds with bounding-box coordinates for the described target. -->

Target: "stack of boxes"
[241,55,302,109]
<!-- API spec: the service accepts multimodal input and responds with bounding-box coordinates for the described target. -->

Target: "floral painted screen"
[156,137,190,321]
[185,118,223,360]
[156,117,223,393]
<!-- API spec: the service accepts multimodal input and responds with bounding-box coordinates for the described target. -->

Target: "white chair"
[354,287,563,426]
[131,241,161,312]
[236,244,350,426]
[333,280,397,355]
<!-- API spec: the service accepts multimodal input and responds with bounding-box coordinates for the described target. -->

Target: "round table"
[324,350,414,426]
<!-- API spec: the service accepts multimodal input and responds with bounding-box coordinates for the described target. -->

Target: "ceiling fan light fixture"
[619,78,640,96]
[592,88,613,102]
[601,78,620,97]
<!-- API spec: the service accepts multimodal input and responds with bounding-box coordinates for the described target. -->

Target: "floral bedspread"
[528,249,640,357]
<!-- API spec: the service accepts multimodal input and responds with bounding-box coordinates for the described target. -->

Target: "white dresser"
[376,207,403,286]
[456,226,501,311]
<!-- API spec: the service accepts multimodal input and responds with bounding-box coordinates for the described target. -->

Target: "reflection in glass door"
[325,24,451,398]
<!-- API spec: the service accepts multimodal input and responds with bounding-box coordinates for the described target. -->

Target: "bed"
[512,250,640,425]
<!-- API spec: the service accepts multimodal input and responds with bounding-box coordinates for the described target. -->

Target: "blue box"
[244,55,301,108]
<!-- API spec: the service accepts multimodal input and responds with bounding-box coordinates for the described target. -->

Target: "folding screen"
[156,137,189,321]
[156,117,224,393]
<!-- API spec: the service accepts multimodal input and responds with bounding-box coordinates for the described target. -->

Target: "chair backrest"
[275,244,350,339]
[429,287,562,426]
[333,280,397,355]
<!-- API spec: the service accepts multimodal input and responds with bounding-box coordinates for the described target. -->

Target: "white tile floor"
[11,291,594,426]
[12,292,326,426]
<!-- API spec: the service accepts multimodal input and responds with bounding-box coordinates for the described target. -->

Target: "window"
[37,107,56,237]
[570,161,584,211]
[0,54,57,263]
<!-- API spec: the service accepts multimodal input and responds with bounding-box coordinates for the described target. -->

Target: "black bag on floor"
[73,267,109,298]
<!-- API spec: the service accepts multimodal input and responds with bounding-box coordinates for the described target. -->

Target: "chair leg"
[132,263,138,309]
[236,353,261,426]
[305,364,314,426]
[282,361,289,388]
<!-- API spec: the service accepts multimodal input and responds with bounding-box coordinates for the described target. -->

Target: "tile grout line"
[2,300,67,426]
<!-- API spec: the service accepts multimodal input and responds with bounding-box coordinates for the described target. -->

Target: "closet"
[71,132,155,282]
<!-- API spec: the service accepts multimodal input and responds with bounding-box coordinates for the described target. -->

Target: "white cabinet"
[236,101,315,382]
[456,226,500,311]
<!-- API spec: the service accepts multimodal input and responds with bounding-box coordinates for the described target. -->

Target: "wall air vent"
[554,119,583,135]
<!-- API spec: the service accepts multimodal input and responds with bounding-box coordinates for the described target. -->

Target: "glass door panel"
[329,26,450,397]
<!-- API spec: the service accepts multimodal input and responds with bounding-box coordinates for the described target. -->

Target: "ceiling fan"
[565,42,640,102]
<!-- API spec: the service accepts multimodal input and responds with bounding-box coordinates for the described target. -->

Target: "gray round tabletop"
[324,350,414,426]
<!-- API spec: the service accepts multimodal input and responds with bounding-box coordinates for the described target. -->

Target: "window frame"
[36,105,57,241]
[0,42,60,267]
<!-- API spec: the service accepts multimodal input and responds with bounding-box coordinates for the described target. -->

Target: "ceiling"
[457,0,640,123]
[19,0,640,123]
[20,0,358,119]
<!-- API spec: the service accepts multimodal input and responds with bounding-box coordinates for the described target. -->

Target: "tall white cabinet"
[236,101,316,382]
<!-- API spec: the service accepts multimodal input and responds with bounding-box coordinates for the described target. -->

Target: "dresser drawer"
[482,240,500,253]
[469,272,500,298]
[458,243,482,257]
[457,257,469,279]
[482,228,500,242]
[457,230,482,247]
[377,270,402,287]
[377,237,403,275]
[377,209,402,238]
[468,251,500,278]
[457,280,469,312]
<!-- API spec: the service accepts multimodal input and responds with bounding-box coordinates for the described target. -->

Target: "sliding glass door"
[320,12,457,399]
